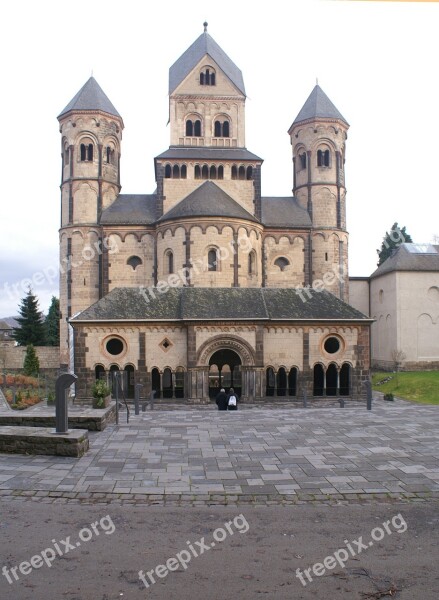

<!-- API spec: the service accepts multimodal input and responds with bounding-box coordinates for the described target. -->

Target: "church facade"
[59,26,371,402]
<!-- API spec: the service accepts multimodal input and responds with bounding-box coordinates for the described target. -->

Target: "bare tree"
[391,349,406,387]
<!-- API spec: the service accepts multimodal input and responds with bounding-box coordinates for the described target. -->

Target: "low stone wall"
[372,360,439,371]
[0,426,89,457]
[0,403,116,431]
[1,346,60,370]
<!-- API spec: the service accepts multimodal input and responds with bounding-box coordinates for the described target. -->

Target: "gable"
[172,55,244,98]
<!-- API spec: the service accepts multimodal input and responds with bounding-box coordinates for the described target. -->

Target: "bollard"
[55,373,77,434]
[134,383,143,415]
[150,390,155,410]
[338,398,345,408]
[303,389,307,408]
[365,380,373,411]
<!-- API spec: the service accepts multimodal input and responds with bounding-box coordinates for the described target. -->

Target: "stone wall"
[1,346,60,371]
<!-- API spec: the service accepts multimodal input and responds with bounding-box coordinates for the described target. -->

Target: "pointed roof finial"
[203,21,208,33]
[316,77,318,86]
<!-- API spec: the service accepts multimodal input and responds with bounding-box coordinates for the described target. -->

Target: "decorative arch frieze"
[197,335,256,366]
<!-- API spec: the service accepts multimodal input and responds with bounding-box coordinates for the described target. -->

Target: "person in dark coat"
[215,388,228,411]
[227,388,238,411]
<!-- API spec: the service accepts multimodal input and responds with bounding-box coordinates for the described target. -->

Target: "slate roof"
[72,287,370,323]
[370,243,439,279]
[100,195,157,225]
[261,197,312,228]
[169,31,245,95]
[156,147,262,161]
[58,77,122,120]
[0,320,12,331]
[292,84,348,127]
[158,181,259,223]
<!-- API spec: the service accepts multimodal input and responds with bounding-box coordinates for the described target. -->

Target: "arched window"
[218,165,224,180]
[300,152,307,169]
[165,164,172,178]
[165,250,174,274]
[274,257,290,271]
[248,250,256,275]
[326,363,338,396]
[127,256,142,270]
[277,367,287,396]
[238,166,246,180]
[214,119,230,138]
[340,363,350,396]
[172,164,180,179]
[288,367,297,396]
[80,143,94,162]
[313,364,324,396]
[194,120,201,136]
[246,166,253,180]
[317,148,330,167]
[210,165,217,179]
[186,120,193,136]
[106,147,112,164]
[200,67,216,86]
[231,165,238,180]
[181,164,187,179]
[266,367,275,396]
[208,248,217,271]
[202,165,209,179]
[64,145,70,165]
[194,165,201,179]
[95,364,105,381]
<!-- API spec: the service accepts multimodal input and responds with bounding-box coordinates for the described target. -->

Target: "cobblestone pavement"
[0,398,438,505]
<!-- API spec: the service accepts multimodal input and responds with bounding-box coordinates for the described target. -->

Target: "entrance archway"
[209,349,242,398]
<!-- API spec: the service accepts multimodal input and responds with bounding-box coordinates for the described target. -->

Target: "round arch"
[197,335,256,367]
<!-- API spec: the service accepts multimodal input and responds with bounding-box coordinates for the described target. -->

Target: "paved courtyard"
[0,397,438,503]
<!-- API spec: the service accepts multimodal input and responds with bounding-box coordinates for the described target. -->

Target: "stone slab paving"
[0,398,438,504]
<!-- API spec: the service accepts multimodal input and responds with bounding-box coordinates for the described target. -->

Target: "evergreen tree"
[45,296,60,346]
[13,288,46,346]
[23,344,40,377]
[377,222,413,266]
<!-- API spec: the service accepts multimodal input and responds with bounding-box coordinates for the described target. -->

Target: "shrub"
[384,393,394,401]
[91,380,111,408]
[23,344,40,377]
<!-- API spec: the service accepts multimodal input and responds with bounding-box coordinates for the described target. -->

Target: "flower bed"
[2,374,43,410]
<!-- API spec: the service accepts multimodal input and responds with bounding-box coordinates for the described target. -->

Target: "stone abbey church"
[59,25,371,402]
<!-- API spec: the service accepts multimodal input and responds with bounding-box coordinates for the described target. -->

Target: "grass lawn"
[372,371,439,405]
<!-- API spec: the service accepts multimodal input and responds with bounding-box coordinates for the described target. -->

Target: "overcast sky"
[1,0,438,317]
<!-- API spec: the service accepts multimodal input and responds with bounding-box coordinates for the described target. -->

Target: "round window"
[324,337,340,354]
[106,338,124,356]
